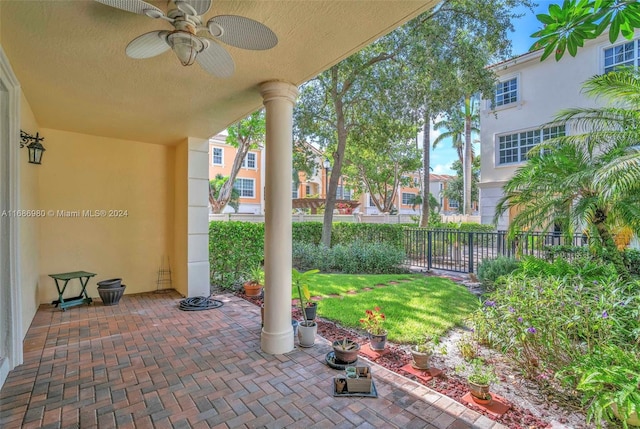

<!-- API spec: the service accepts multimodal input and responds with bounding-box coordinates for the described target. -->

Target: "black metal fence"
[404,229,588,273]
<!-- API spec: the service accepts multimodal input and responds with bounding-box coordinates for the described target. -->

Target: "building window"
[495,77,518,107]
[241,152,257,169]
[402,193,416,205]
[234,178,255,198]
[604,40,636,73]
[449,199,459,209]
[369,195,375,207]
[336,185,351,200]
[212,147,223,165]
[305,184,311,196]
[292,182,298,199]
[497,125,565,165]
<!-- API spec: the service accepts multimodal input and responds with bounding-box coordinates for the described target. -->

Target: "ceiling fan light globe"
[167,31,203,66]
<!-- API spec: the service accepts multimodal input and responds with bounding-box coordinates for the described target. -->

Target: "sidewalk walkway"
[0,291,505,429]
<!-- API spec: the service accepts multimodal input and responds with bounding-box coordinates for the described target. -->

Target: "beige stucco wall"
[37,129,174,303]
[19,92,40,335]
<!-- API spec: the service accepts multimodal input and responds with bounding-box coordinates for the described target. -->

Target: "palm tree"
[432,96,480,214]
[495,69,640,276]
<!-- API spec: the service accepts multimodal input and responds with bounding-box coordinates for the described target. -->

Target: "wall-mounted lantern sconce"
[20,130,46,165]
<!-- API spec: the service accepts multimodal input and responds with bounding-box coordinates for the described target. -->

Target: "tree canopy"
[532,0,640,61]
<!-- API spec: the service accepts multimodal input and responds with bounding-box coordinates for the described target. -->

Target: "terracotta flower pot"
[243,282,262,297]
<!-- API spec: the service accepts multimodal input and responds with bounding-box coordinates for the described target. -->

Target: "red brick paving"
[0,291,506,428]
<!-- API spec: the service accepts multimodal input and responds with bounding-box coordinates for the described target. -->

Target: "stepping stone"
[461,392,510,417]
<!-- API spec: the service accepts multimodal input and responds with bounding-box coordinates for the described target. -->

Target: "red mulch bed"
[240,293,551,429]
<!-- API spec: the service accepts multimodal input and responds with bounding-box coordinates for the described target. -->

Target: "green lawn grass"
[308,274,479,344]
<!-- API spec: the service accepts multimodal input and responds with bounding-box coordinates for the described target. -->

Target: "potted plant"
[465,359,497,404]
[332,338,360,363]
[244,265,264,297]
[292,268,319,347]
[411,336,435,370]
[565,346,640,428]
[359,306,387,351]
[304,301,318,321]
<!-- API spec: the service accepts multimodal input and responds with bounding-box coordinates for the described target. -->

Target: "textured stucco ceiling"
[1,0,434,145]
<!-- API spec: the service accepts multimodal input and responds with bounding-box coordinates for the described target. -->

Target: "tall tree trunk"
[211,142,250,214]
[419,109,431,227]
[321,67,346,247]
[463,94,472,216]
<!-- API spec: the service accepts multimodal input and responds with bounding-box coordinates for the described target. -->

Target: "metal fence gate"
[404,229,588,273]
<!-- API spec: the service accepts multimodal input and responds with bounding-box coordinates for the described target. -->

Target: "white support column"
[187,138,211,298]
[260,81,298,354]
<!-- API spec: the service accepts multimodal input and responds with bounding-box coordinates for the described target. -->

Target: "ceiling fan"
[94,0,278,78]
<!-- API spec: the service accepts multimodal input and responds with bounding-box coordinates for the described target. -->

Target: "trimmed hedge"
[292,222,405,249]
[210,221,407,288]
[209,221,264,289]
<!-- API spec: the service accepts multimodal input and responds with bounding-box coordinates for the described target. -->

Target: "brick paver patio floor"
[0,291,505,429]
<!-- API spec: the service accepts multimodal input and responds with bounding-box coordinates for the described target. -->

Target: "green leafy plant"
[466,359,498,386]
[293,241,406,274]
[456,333,479,361]
[559,346,640,428]
[292,268,319,323]
[476,256,520,289]
[335,338,358,351]
[246,265,264,286]
[359,306,386,335]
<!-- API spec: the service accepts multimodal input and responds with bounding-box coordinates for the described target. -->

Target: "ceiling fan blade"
[126,31,170,59]
[179,0,212,15]
[196,40,235,78]
[207,15,278,50]
[94,0,165,18]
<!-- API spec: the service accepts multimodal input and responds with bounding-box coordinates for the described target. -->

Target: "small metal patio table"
[49,271,95,311]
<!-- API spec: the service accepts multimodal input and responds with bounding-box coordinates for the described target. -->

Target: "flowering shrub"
[474,264,639,379]
[359,307,386,335]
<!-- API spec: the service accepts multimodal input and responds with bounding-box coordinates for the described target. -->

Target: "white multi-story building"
[479,30,640,230]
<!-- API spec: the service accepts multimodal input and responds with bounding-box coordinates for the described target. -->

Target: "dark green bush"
[293,241,407,274]
[476,256,520,288]
[209,221,264,289]
[517,255,618,282]
[291,222,322,245]
[291,222,405,249]
[623,248,640,276]
[331,223,404,249]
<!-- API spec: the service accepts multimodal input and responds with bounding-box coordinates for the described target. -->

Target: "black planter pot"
[96,278,122,289]
[304,302,317,321]
[98,284,126,305]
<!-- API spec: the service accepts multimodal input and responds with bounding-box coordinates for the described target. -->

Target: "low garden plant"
[476,256,520,290]
[293,240,406,274]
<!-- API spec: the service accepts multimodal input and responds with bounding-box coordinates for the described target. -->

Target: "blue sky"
[429,1,551,175]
